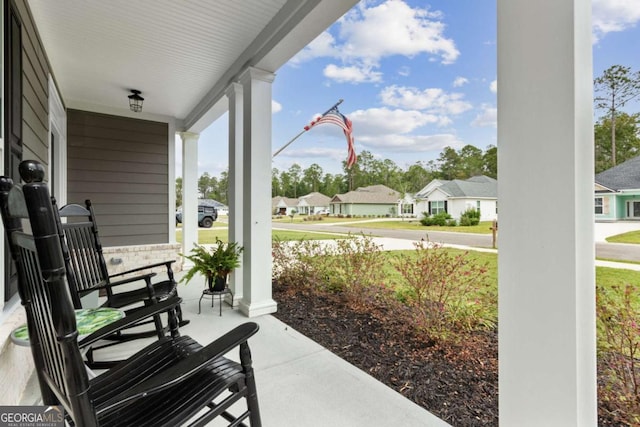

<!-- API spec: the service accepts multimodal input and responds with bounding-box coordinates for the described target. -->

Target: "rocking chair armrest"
[78,297,182,349]
[96,322,260,414]
[104,272,157,289]
[109,260,176,278]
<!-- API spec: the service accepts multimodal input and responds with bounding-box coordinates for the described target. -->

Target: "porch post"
[238,67,277,317]
[226,82,243,305]
[497,0,596,426]
[180,132,200,262]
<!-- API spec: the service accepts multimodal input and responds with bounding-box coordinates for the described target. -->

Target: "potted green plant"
[180,238,244,291]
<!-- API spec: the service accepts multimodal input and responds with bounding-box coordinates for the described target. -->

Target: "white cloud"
[350,107,446,136]
[339,1,459,65]
[290,32,338,64]
[323,64,383,83]
[357,133,464,153]
[453,77,469,87]
[397,66,411,77]
[489,80,497,93]
[592,0,640,40]
[277,146,348,162]
[342,107,462,153]
[272,100,282,113]
[472,104,497,128]
[291,1,459,83]
[380,85,472,116]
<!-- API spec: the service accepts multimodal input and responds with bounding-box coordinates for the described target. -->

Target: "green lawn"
[606,230,640,244]
[272,216,493,234]
[271,215,380,224]
[352,220,494,234]
[176,228,345,244]
[381,249,638,308]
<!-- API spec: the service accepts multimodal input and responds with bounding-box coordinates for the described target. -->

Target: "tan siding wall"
[67,110,169,246]
[16,0,49,166]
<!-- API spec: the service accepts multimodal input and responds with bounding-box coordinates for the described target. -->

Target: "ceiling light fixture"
[128,89,144,112]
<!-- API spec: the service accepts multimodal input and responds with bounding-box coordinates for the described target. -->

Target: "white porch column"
[226,82,244,305]
[238,67,277,317]
[180,132,200,261]
[498,1,596,426]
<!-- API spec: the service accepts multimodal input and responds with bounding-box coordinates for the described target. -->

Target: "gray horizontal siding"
[18,0,49,167]
[67,109,169,246]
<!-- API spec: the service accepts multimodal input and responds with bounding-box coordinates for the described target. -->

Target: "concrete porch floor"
[159,275,449,426]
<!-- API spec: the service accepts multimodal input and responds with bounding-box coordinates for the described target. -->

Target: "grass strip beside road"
[177,228,344,244]
[606,230,640,244]
[347,220,494,234]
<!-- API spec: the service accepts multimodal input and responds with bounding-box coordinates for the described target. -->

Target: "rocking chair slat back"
[53,202,110,300]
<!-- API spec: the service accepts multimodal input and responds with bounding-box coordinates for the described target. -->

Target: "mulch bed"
[272,283,498,426]
[272,282,626,426]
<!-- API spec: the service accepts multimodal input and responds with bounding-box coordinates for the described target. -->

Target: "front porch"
[0,0,600,424]
[17,272,450,427]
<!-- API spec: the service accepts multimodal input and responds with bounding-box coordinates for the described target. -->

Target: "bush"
[271,234,387,308]
[420,211,453,226]
[271,239,332,290]
[393,240,493,341]
[328,235,386,306]
[596,283,640,425]
[460,208,481,226]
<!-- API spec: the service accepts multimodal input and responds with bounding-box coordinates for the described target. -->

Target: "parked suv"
[176,205,218,228]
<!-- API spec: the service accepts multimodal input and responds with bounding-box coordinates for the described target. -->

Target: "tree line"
[176,64,640,204]
[175,144,497,206]
[593,65,640,173]
[270,145,497,199]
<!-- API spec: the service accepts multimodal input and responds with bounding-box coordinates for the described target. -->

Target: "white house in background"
[398,193,417,218]
[297,192,331,214]
[272,196,298,216]
[414,175,498,222]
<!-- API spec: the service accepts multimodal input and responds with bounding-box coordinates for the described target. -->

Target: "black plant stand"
[199,279,234,316]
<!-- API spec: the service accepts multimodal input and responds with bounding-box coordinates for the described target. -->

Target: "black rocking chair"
[52,199,189,341]
[0,160,261,427]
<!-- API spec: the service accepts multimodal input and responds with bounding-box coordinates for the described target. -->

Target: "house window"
[595,197,603,215]
[402,204,414,214]
[429,200,446,215]
[476,200,481,215]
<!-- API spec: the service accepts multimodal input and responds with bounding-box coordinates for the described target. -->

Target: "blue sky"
[184,0,640,178]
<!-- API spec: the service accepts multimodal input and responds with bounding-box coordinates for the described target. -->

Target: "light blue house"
[595,156,640,221]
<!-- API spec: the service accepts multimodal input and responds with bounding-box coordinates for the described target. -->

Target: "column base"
[239,299,277,317]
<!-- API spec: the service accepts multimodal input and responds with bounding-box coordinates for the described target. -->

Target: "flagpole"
[272,99,344,158]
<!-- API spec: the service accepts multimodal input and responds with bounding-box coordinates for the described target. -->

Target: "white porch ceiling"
[27,0,358,130]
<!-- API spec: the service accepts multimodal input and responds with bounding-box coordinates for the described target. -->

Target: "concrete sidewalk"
[369,236,640,271]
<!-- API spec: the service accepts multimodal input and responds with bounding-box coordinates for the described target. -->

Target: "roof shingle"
[595,156,640,191]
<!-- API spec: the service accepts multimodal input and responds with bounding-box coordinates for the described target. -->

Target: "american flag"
[304,107,357,168]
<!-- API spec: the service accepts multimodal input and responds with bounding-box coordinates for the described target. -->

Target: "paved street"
[272,221,640,262]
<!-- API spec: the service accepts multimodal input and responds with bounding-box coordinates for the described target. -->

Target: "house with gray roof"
[297,192,331,215]
[331,184,400,216]
[272,196,299,216]
[595,155,640,221]
[414,175,498,221]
